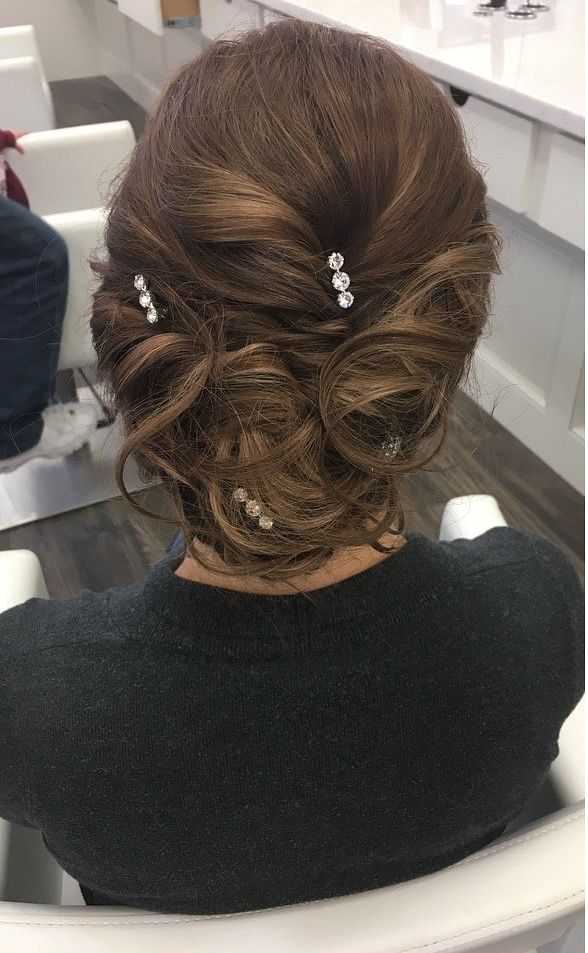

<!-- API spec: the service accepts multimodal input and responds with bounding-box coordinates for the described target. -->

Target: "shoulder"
[0,583,140,662]
[443,526,580,586]
[444,526,583,619]
[443,526,584,710]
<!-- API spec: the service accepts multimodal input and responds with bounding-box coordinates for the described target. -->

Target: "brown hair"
[91,18,500,579]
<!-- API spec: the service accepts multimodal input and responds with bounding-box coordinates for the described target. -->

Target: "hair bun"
[91,19,499,580]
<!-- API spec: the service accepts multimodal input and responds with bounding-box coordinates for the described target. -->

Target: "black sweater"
[0,528,583,914]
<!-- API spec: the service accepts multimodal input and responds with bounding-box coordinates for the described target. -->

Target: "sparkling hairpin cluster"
[328,252,354,309]
[370,432,402,473]
[233,487,273,530]
[134,274,162,325]
[382,432,402,459]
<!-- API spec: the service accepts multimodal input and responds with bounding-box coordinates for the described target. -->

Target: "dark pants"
[0,196,68,459]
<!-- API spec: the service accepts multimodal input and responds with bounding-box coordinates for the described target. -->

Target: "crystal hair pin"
[327,252,354,309]
[233,487,273,530]
[134,274,161,325]
[382,432,402,459]
[369,432,402,474]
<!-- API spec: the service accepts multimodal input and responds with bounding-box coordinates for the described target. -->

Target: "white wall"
[0,0,203,108]
[0,0,99,80]
[93,0,203,112]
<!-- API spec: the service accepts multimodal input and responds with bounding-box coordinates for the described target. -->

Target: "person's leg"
[0,196,68,458]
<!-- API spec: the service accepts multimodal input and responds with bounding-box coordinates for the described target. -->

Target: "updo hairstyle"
[91,19,500,579]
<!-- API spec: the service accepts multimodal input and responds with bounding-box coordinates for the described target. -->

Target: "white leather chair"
[0,496,584,953]
[10,122,136,216]
[0,549,48,612]
[0,24,51,112]
[0,55,54,132]
[43,207,107,371]
[0,25,42,62]
[10,121,136,371]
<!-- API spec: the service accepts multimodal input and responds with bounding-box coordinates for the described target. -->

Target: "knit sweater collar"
[142,533,432,659]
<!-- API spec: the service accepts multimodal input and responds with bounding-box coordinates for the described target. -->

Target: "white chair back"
[42,207,105,371]
[11,122,136,216]
[0,25,42,65]
[0,24,51,102]
[0,56,54,132]
[439,494,508,540]
[0,550,48,611]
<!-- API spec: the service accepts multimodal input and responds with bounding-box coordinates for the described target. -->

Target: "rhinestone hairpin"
[233,487,273,530]
[134,274,161,325]
[369,432,402,473]
[382,433,402,459]
[327,252,354,309]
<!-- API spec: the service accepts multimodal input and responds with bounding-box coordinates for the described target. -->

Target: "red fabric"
[4,163,29,208]
[0,129,16,150]
[0,129,29,208]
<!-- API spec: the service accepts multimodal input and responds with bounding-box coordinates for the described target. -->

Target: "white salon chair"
[0,25,43,63]
[0,496,583,953]
[11,121,136,371]
[45,207,106,372]
[10,121,136,216]
[0,24,51,111]
[0,55,54,132]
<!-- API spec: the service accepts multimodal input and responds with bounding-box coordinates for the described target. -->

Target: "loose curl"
[91,18,500,580]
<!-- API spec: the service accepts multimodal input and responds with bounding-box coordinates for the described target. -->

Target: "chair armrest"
[0,550,48,614]
[0,806,583,953]
[42,207,106,371]
[11,121,135,216]
[439,494,507,541]
[0,57,54,132]
[550,696,585,805]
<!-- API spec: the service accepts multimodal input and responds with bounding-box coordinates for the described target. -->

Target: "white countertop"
[259,0,585,138]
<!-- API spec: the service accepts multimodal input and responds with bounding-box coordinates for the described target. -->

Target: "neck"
[175,529,406,595]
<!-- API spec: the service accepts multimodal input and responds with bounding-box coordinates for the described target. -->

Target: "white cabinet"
[119,0,165,36]
[450,92,535,215]
[472,201,584,493]
[527,130,585,251]
[118,0,200,36]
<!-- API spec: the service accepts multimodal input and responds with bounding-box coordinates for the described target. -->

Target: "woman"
[0,20,583,914]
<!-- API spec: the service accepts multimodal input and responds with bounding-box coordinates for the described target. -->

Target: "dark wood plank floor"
[0,78,582,599]
[50,75,147,139]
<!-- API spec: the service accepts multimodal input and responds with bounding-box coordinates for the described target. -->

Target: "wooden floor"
[0,78,582,599]
[50,75,147,139]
